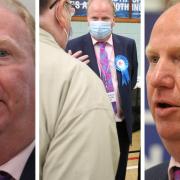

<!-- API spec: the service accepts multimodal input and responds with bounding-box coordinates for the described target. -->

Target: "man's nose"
[151,59,175,89]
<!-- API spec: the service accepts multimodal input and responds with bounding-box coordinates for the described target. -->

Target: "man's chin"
[157,126,180,142]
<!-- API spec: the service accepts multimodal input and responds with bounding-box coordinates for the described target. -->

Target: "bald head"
[147,3,180,54]
[151,3,180,40]
[87,0,115,16]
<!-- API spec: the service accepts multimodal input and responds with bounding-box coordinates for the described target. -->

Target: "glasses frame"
[49,0,76,11]
[49,0,59,9]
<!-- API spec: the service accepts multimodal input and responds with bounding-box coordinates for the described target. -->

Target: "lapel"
[112,34,122,89]
[20,148,35,180]
[83,33,100,77]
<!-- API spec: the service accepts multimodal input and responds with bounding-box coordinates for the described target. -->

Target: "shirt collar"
[168,157,180,180]
[91,34,113,46]
[0,141,35,180]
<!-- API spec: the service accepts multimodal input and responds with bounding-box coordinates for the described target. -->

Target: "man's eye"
[148,56,159,63]
[102,18,110,21]
[0,50,9,57]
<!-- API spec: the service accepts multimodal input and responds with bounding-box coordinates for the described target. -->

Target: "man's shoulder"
[145,162,169,180]
[68,33,90,44]
[112,33,135,44]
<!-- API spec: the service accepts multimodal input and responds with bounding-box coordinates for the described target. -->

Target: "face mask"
[89,21,112,40]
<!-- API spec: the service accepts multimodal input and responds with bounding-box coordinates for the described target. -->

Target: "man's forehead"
[89,0,112,10]
[0,7,30,40]
[152,4,180,32]
[0,6,33,56]
[0,6,23,27]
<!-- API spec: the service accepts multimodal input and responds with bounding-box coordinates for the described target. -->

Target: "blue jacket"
[145,162,169,180]
[66,33,138,142]
[20,148,35,180]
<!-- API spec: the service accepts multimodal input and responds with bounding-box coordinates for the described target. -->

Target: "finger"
[68,50,72,55]
[84,60,90,64]
[78,55,89,61]
[72,50,82,58]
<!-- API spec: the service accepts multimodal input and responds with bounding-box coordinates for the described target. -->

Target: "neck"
[0,139,34,166]
[163,139,180,163]
[40,11,67,49]
[0,127,34,165]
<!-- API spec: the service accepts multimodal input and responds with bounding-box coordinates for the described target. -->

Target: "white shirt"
[0,141,34,180]
[168,157,180,180]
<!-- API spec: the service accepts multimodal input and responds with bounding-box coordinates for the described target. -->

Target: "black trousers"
[115,121,130,180]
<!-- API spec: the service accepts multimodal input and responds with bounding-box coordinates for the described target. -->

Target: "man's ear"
[55,1,66,29]
[87,16,90,26]
[112,18,115,27]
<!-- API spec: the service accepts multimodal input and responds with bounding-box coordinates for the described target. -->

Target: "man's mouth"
[157,103,173,108]
[154,101,180,117]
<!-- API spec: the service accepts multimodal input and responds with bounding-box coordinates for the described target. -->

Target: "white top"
[0,141,34,180]
[168,157,180,180]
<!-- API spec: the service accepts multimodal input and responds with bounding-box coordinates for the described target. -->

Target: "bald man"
[145,3,180,180]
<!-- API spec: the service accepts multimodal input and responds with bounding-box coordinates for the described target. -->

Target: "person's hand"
[68,50,90,64]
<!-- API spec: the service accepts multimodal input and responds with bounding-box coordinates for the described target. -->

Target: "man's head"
[0,0,35,47]
[40,0,75,48]
[87,0,115,42]
[165,0,180,8]
[146,3,180,161]
[0,0,35,164]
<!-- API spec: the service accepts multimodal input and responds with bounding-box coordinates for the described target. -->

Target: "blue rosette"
[115,55,130,86]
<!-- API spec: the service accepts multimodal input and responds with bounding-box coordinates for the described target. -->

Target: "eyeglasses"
[49,0,76,11]
[49,0,59,9]
[64,1,76,16]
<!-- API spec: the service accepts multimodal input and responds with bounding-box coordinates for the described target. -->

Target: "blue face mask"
[89,21,112,40]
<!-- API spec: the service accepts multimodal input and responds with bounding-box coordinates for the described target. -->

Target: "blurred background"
[19,0,35,17]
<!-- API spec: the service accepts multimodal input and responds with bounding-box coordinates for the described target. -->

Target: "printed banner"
[70,0,141,19]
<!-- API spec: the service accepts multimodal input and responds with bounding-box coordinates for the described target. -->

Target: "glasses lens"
[71,8,75,16]
[65,2,75,16]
